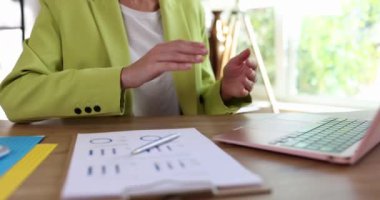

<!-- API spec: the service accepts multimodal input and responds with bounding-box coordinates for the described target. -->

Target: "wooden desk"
[1,113,380,200]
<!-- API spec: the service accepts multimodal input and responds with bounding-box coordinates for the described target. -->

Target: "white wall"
[0,0,40,120]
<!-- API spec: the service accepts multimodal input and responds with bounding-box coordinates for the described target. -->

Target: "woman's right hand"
[120,40,208,89]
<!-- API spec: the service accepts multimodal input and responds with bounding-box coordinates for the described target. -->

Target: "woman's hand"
[221,48,258,102]
[121,40,208,89]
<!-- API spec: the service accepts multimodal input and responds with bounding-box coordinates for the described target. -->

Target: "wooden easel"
[215,0,280,113]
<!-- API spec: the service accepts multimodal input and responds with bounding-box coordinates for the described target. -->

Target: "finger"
[158,52,204,63]
[239,88,250,97]
[245,68,256,82]
[242,78,254,92]
[165,40,208,55]
[228,48,251,66]
[157,62,192,73]
[172,39,205,48]
[245,59,258,70]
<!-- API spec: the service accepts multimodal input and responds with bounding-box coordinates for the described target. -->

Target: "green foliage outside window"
[236,0,379,99]
[297,0,380,97]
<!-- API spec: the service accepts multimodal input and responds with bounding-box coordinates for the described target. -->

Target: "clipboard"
[61,128,270,199]
[63,180,270,200]
[123,179,270,200]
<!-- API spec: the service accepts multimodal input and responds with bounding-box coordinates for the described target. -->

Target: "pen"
[131,133,180,156]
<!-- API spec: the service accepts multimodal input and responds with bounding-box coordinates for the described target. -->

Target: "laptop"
[213,109,380,164]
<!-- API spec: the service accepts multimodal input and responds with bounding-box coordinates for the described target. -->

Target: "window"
[0,0,33,119]
[235,0,380,108]
[0,0,23,81]
[294,0,380,102]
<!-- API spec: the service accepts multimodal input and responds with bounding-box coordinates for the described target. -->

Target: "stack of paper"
[0,136,56,200]
[0,136,44,175]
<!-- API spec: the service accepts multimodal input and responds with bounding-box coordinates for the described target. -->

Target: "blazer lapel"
[88,0,130,67]
[160,0,197,115]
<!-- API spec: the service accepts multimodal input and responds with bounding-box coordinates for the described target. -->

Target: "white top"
[120,5,180,117]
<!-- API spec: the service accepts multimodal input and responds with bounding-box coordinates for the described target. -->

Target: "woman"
[0,0,257,122]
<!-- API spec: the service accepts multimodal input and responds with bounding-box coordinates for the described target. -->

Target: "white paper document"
[62,128,262,199]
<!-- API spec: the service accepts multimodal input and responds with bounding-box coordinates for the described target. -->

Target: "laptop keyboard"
[270,118,371,153]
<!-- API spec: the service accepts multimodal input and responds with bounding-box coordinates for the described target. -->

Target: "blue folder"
[0,136,44,176]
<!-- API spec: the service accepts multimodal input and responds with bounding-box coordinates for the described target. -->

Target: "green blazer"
[0,0,251,122]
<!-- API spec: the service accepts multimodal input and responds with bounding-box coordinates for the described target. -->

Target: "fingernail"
[195,55,204,62]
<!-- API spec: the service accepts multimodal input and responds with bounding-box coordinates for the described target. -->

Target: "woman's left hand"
[221,48,258,102]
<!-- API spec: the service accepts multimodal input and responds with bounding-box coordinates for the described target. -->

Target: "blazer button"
[85,107,92,113]
[94,105,101,112]
[74,108,82,115]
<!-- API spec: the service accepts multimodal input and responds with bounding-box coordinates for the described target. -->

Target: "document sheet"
[62,128,262,199]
